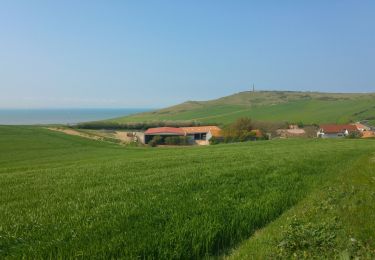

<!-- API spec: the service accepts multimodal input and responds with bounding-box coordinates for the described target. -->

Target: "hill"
[1,126,374,258]
[107,91,375,126]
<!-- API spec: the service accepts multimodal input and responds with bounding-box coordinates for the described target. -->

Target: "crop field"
[1,126,375,258]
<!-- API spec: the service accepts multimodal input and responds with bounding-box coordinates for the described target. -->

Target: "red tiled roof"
[209,129,222,137]
[181,126,221,134]
[320,124,358,134]
[144,127,185,135]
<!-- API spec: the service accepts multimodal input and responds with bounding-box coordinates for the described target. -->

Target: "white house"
[317,124,359,138]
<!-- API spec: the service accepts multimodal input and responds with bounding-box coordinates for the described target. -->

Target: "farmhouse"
[317,124,358,138]
[143,126,222,145]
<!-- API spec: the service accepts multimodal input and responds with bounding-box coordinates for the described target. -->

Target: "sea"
[0,108,151,125]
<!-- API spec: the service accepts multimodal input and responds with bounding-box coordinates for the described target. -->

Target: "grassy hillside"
[1,126,374,258]
[108,91,375,125]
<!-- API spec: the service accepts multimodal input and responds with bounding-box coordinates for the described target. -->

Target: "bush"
[230,117,253,132]
[295,121,304,128]
[238,130,256,142]
[148,140,157,147]
[147,136,163,147]
[221,117,258,143]
[209,136,221,145]
[164,136,178,145]
[179,136,190,145]
[262,133,271,140]
[152,135,163,145]
[223,135,237,143]
[347,132,361,139]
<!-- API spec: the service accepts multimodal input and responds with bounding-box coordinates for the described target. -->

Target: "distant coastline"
[0,108,151,125]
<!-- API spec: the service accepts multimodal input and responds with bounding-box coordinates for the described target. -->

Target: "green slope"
[108,91,375,125]
[1,126,375,258]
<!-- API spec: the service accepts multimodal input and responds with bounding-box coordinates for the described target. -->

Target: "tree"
[230,117,253,132]
[221,117,256,143]
[152,135,163,145]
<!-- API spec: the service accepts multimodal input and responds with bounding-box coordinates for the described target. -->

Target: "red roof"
[144,127,185,135]
[320,124,358,134]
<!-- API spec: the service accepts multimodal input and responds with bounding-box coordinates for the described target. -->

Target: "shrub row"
[75,120,206,130]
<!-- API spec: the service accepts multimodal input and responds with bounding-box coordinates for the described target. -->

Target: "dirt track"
[47,127,103,141]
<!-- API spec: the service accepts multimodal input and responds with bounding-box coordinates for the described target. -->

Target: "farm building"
[143,127,186,144]
[143,126,222,145]
[277,128,306,138]
[317,124,358,138]
[181,126,222,145]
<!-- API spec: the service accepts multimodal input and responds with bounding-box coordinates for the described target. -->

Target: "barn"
[143,127,186,144]
[143,126,222,145]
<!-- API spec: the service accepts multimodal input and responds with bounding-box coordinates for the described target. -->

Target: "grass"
[227,153,375,259]
[107,91,375,125]
[1,126,375,258]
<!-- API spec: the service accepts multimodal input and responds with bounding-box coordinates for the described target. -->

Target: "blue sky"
[0,1,374,108]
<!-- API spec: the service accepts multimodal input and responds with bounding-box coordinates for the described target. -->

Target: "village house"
[143,126,222,145]
[317,124,358,138]
[351,122,375,138]
[353,122,371,132]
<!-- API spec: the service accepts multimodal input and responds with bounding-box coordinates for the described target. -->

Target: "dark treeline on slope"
[75,120,207,130]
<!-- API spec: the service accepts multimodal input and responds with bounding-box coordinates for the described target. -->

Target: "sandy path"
[115,131,145,143]
[47,127,103,141]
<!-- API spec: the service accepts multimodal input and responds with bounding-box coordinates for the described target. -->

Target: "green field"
[107,91,375,125]
[1,126,375,258]
[228,153,375,259]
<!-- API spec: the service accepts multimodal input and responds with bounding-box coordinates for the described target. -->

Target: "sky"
[0,1,374,108]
